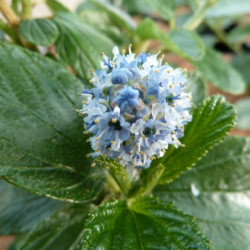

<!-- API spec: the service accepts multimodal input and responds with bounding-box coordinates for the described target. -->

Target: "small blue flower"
[111,68,133,85]
[80,46,192,169]
[115,87,139,113]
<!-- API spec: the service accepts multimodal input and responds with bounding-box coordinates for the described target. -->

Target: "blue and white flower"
[79,46,192,169]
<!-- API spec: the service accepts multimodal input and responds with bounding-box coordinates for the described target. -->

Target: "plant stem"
[183,2,210,31]
[21,0,32,20]
[0,18,20,43]
[0,0,20,27]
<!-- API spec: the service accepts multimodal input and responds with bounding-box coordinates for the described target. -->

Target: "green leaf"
[235,98,250,129]
[19,19,59,46]
[193,48,246,95]
[19,205,89,250]
[82,197,211,249]
[154,136,250,250]
[227,25,250,44]
[232,54,250,86]
[145,0,176,20]
[96,157,132,196]
[122,0,152,15]
[88,0,136,31]
[0,42,104,203]
[186,72,207,106]
[152,95,236,184]
[205,0,250,18]
[53,12,115,77]
[45,0,69,13]
[136,18,205,61]
[0,179,66,235]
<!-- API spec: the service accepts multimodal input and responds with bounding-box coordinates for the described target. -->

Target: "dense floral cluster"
[80,46,192,168]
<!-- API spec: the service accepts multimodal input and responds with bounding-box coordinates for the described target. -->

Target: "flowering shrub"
[0,0,249,249]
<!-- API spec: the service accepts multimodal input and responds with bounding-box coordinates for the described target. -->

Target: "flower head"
[80,46,192,168]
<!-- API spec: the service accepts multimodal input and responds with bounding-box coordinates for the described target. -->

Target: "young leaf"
[0,179,66,235]
[53,12,115,77]
[152,95,236,184]
[193,48,246,95]
[19,205,89,250]
[87,0,136,32]
[235,98,250,129]
[136,18,205,61]
[19,19,59,46]
[186,72,207,106]
[205,0,250,19]
[0,42,104,203]
[154,136,250,250]
[96,157,132,196]
[82,197,211,249]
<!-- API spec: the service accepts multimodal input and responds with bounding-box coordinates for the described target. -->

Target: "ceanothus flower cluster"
[80,46,192,169]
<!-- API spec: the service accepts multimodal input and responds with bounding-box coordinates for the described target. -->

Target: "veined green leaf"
[82,197,211,249]
[88,0,136,31]
[19,19,59,46]
[0,179,66,235]
[53,12,115,77]
[152,95,236,184]
[0,42,104,203]
[193,48,246,95]
[154,136,250,250]
[19,205,89,250]
[136,18,205,61]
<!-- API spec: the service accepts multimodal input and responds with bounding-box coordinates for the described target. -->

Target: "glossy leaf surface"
[0,179,66,235]
[19,205,89,250]
[152,95,236,184]
[82,197,211,249]
[0,42,104,203]
[154,136,250,249]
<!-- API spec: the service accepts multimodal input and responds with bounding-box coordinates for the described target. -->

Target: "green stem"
[21,0,32,20]
[183,2,210,31]
[0,0,20,27]
[207,22,242,54]
[128,163,165,200]
[0,18,20,43]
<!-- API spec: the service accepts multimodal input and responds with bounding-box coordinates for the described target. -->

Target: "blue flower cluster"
[80,46,192,168]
